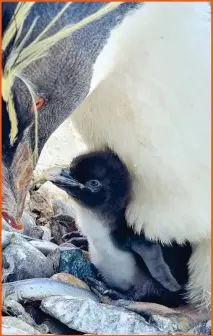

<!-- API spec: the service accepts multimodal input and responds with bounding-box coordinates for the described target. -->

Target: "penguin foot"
[62,231,88,250]
[87,277,126,300]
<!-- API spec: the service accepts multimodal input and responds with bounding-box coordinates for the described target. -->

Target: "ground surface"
[35,119,87,174]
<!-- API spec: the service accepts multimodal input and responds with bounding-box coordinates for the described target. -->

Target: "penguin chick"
[47,149,192,307]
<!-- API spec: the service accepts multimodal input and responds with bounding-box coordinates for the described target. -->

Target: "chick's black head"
[49,149,131,216]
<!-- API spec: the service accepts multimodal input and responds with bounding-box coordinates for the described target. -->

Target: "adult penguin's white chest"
[71,2,210,245]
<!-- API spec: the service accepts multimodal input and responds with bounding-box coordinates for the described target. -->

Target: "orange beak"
[2,139,34,231]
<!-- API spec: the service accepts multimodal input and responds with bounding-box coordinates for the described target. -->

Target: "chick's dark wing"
[129,237,181,292]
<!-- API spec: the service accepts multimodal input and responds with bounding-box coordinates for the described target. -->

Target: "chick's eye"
[31,97,46,112]
[86,179,101,189]
[90,180,100,187]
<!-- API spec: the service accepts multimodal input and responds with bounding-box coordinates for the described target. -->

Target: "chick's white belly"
[89,241,137,291]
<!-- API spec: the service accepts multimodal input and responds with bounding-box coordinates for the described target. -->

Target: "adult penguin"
[2,2,210,310]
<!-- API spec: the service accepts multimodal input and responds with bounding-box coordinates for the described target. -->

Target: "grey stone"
[2,316,42,334]
[59,249,96,283]
[2,235,54,282]
[188,320,211,334]
[41,296,162,334]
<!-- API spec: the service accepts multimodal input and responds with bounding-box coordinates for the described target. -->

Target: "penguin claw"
[62,231,83,241]
[62,231,88,250]
[87,277,126,300]
[69,237,88,248]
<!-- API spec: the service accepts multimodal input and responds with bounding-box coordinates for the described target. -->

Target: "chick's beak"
[46,167,85,190]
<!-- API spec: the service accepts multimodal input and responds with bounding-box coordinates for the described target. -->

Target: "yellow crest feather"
[2,2,121,161]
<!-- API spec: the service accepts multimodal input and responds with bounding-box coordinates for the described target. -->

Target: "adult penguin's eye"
[31,97,46,112]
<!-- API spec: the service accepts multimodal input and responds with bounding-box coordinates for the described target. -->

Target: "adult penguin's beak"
[2,149,33,230]
[2,107,34,231]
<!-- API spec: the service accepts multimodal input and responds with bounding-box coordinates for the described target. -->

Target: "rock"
[59,243,90,259]
[188,320,211,334]
[3,278,99,304]
[24,302,47,325]
[48,218,68,245]
[50,199,78,243]
[25,226,44,239]
[38,226,52,241]
[29,182,54,219]
[29,181,78,244]
[40,296,162,334]
[2,252,15,283]
[2,231,44,250]
[43,316,83,335]
[2,231,15,249]
[59,249,96,283]
[82,250,90,260]
[22,211,52,240]
[46,248,61,273]
[59,242,78,249]
[29,240,59,256]
[2,235,55,282]
[21,211,37,234]
[2,316,42,334]
[52,200,77,229]
[151,313,193,333]
[51,273,90,291]
[2,299,48,333]
[52,198,76,219]
[112,300,211,333]
[41,295,210,334]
